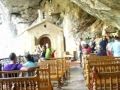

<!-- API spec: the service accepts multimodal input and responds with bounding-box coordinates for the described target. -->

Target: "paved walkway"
[54,61,88,90]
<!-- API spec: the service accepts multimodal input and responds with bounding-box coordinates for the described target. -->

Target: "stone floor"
[54,61,88,90]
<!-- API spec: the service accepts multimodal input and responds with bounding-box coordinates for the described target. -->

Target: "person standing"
[111,36,120,57]
[40,45,46,60]
[89,37,96,53]
[45,43,52,60]
[79,38,87,66]
[106,36,113,56]
[99,36,108,53]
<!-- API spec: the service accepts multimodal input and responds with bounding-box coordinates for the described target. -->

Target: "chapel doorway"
[39,37,51,47]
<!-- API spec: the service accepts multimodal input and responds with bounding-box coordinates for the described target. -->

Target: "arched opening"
[39,37,51,47]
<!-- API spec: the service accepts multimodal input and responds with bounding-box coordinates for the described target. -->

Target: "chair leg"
[58,78,62,88]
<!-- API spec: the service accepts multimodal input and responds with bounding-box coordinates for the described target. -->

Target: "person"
[45,43,52,60]
[3,53,22,71]
[94,35,102,53]
[79,38,86,64]
[106,36,113,56]
[23,54,37,68]
[23,54,37,76]
[82,44,91,55]
[34,45,41,58]
[111,36,120,57]
[89,37,96,53]
[96,47,107,56]
[40,45,46,60]
[80,38,87,49]
[99,36,108,54]
[51,50,57,58]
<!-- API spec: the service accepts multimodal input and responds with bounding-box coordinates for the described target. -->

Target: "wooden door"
[39,37,51,47]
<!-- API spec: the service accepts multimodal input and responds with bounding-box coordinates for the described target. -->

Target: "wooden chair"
[91,71,120,90]
[38,68,53,90]
[87,55,115,60]
[39,59,70,87]
[39,60,63,87]
[87,63,120,88]
[84,60,120,86]
[61,59,70,80]
[83,55,116,70]
[84,59,120,78]
[0,68,53,90]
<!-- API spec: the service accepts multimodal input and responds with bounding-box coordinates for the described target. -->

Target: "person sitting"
[3,53,22,71]
[2,53,23,78]
[23,54,37,68]
[3,53,37,77]
[22,54,38,76]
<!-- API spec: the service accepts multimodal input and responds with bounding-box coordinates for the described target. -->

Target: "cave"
[0,0,120,89]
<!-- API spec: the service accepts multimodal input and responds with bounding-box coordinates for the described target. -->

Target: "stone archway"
[39,36,51,47]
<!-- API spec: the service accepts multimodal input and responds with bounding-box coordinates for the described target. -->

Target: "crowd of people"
[35,43,56,60]
[79,35,120,63]
[2,35,120,72]
[2,43,57,73]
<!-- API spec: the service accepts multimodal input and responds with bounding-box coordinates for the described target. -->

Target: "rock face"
[1,0,43,23]
[71,0,120,29]
[0,0,97,35]
[0,0,119,38]
[1,0,120,31]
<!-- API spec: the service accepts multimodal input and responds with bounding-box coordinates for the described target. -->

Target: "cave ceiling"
[71,0,120,29]
[0,0,45,23]
[0,0,96,26]
[0,0,120,32]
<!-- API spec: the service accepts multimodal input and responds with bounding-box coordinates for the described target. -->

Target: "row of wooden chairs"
[0,67,53,90]
[83,55,120,78]
[82,55,120,90]
[92,69,120,90]
[39,59,70,87]
[0,59,70,90]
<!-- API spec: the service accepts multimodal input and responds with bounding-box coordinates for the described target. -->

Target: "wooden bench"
[83,55,116,69]
[83,59,120,87]
[0,68,53,90]
[91,70,120,90]
[83,58,120,78]
[87,63,120,89]
[85,59,120,74]
[39,59,70,87]
[87,55,114,60]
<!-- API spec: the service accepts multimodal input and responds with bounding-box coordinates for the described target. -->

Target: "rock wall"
[72,0,120,29]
